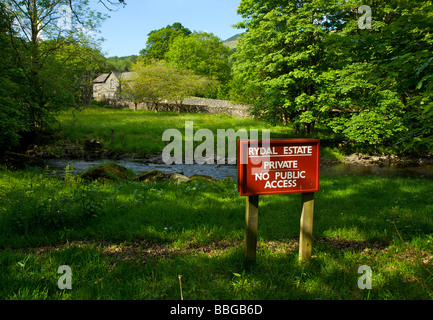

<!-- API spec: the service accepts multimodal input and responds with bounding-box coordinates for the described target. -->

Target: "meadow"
[0,108,432,300]
[51,107,343,160]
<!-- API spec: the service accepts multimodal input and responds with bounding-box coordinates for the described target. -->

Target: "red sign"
[237,139,320,196]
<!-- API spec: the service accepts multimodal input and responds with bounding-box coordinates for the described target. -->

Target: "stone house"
[93,71,135,101]
[92,71,251,117]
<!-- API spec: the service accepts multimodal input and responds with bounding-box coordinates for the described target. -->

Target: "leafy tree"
[0,0,124,150]
[232,0,338,134]
[107,55,138,72]
[165,32,233,98]
[0,3,27,150]
[121,61,213,112]
[39,40,109,108]
[139,22,192,61]
[232,0,433,152]
[4,0,111,135]
[139,25,234,99]
[322,0,433,151]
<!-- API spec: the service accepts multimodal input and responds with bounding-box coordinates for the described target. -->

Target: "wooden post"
[299,192,315,262]
[245,195,259,262]
[111,129,114,145]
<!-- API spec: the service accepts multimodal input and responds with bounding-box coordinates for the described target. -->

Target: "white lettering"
[162,129,183,164]
[171,304,205,317]
[162,122,270,165]
[218,128,249,164]
[275,171,306,179]
[285,146,313,155]
[264,180,297,189]
[194,128,214,165]
[263,160,298,170]
[358,5,372,30]
[255,173,270,181]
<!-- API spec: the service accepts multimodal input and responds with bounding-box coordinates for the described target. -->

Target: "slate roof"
[93,72,136,83]
[93,73,110,83]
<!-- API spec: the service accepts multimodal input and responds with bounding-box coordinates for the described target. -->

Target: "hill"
[223,34,241,50]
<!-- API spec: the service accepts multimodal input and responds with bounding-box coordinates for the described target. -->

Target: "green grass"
[1,165,432,300]
[51,107,344,161]
[53,108,293,155]
[2,108,430,300]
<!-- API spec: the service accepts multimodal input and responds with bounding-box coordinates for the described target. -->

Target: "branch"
[8,1,32,43]
[68,0,84,25]
[39,0,62,25]
[97,0,126,12]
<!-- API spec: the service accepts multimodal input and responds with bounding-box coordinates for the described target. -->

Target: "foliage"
[4,0,107,129]
[121,61,215,111]
[165,32,233,96]
[39,40,109,109]
[232,0,433,153]
[321,0,433,151]
[0,0,113,151]
[0,2,36,150]
[106,55,138,72]
[139,22,192,61]
[140,25,234,99]
[232,0,336,134]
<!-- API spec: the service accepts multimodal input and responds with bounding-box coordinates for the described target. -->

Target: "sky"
[93,0,244,57]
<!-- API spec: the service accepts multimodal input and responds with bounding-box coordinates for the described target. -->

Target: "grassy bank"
[0,166,432,300]
[54,108,291,155]
[48,107,343,161]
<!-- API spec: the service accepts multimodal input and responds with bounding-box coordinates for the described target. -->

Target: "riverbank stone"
[80,163,129,182]
[133,170,189,183]
[344,153,433,167]
[133,170,218,184]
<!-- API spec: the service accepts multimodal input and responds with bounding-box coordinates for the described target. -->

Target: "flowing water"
[44,159,433,180]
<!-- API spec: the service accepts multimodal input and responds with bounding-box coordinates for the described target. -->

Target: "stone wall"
[103,97,252,118]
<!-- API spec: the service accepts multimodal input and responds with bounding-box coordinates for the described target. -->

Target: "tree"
[139,23,192,61]
[232,0,433,152]
[4,0,116,134]
[165,32,233,97]
[166,32,232,82]
[39,40,108,108]
[107,55,138,72]
[0,2,27,150]
[232,0,337,134]
[0,0,124,150]
[321,0,433,150]
[121,61,214,112]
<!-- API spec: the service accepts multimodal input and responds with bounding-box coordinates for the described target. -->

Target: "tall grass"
[0,165,432,300]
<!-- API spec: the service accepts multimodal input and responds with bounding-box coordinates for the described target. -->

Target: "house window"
[110,79,115,89]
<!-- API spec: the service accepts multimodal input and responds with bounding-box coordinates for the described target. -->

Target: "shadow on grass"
[1,172,432,247]
[1,169,433,299]
[2,235,431,300]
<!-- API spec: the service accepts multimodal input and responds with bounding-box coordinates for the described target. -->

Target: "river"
[44,159,433,180]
